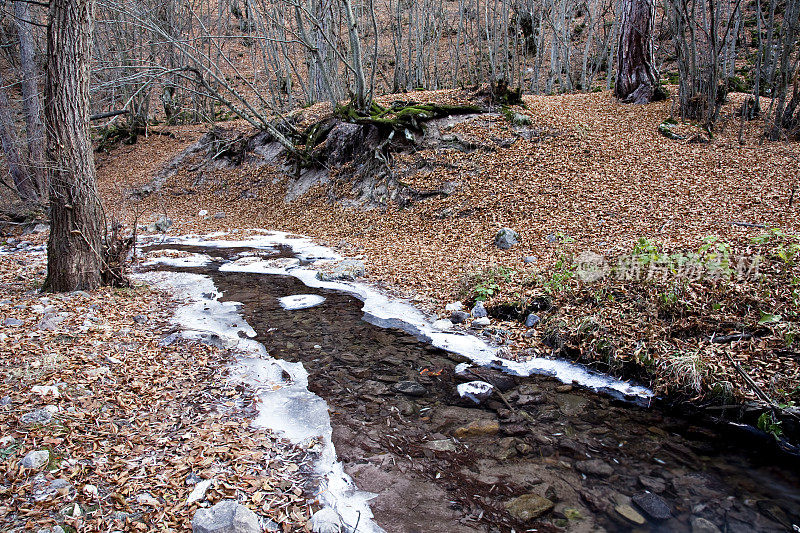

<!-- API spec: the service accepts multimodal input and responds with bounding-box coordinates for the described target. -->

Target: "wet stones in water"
[453,419,500,438]
[638,475,666,493]
[575,459,614,477]
[423,439,458,452]
[494,228,520,250]
[505,493,554,522]
[690,516,722,533]
[615,504,647,526]
[631,492,671,521]
[454,366,516,392]
[456,381,494,404]
[393,381,427,397]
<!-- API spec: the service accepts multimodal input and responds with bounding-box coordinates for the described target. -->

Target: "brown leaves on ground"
[94,89,800,405]
[0,247,312,532]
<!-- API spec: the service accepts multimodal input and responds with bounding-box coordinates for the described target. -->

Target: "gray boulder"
[191,500,260,533]
[494,228,520,249]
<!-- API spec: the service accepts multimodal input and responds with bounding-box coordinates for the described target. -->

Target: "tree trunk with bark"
[14,0,47,197]
[614,0,658,104]
[43,0,104,292]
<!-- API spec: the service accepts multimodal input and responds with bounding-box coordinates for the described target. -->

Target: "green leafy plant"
[757,411,783,440]
[631,237,662,265]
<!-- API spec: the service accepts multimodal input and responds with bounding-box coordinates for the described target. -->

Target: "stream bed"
[140,234,800,533]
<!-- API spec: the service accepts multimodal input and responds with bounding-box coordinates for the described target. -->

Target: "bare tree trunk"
[44,0,104,292]
[14,0,46,197]
[0,72,38,203]
[614,0,658,103]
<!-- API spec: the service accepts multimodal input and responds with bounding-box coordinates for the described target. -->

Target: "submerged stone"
[505,493,554,521]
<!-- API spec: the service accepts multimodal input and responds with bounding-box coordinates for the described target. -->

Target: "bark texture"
[14,0,47,196]
[43,0,104,292]
[0,72,38,203]
[614,0,658,104]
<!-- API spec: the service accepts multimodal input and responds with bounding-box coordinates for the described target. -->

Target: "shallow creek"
[142,238,800,533]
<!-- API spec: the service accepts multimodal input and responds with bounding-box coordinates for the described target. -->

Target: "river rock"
[522,256,537,263]
[187,479,214,504]
[423,439,457,452]
[32,476,73,502]
[632,492,671,521]
[639,475,666,493]
[472,317,490,328]
[453,420,500,438]
[393,381,427,397]
[310,507,343,533]
[691,516,722,533]
[575,459,613,477]
[191,499,260,533]
[505,494,554,521]
[524,313,540,327]
[21,450,50,469]
[20,406,57,426]
[454,366,516,391]
[319,259,365,281]
[3,318,22,327]
[445,302,463,312]
[495,228,520,250]
[450,310,469,324]
[457,381,494,404]
[433,319,453,330]
[154,216,172,233]
[471,302,488,318]
[615,504,646,525]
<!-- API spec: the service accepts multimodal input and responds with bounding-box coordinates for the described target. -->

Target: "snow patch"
[135,269,382,533]
[278,294,326,310]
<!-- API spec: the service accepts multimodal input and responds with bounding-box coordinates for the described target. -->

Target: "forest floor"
[2,88,800,532]
[0,238,315,531]
[92,89,800,415]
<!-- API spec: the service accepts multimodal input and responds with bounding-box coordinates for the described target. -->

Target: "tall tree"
[14,0,47,196]
[43,0,104,292]
[614,0,658,104]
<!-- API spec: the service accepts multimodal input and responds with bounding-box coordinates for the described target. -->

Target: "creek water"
[143,241,800,533]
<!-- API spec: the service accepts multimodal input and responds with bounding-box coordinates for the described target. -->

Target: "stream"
[139,233,800,533]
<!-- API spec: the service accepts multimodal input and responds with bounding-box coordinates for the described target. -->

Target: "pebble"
[632,492,671,521]
[187,478,214,504]
[192,499,260,533]
[0,396,10,406]
[3,318,23,327]
[524,313,540,327]
[450,310,469,324]
[472,317,490,328]
[691,516,722,533]
[83,484,99,499]
[453,420,500,438]
[393,381,427,397]
[20,405,57,426]
[432,319,453,330]
[505,493,554,521]
[133,315,148,324]
[522,256,537,263]
[615,504,646,525]
[639,474,667,493]
[471,302,488,318]
[445,301,463,312]
[575,459,613,477]
[21,450,50,469]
